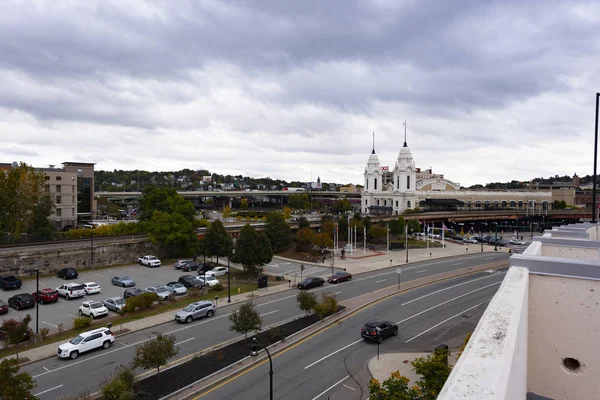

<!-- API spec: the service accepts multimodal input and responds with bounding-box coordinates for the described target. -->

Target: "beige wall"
[43,169,78,229]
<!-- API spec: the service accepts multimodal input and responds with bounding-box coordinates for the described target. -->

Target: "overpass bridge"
[95,190,361,200]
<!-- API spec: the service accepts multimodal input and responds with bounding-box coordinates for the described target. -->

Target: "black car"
[178,275,203,288]
[197,262,217,274]
[8,293,36,310]
[181,262,201,272]
[123,288,146,298]
[297,277,325,290]
[57,268,78,280]
[361,320,398,344]
[328,271,353,284]
[0,275,22,291]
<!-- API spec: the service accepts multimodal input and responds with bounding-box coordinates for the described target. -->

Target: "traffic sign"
[396,268,402,275]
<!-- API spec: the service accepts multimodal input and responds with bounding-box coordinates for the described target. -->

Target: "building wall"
[43,169,78,229]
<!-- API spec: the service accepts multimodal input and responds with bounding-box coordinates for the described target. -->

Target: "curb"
[167,261,508,399]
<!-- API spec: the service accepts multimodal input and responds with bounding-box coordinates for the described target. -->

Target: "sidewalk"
[368,351,460,385]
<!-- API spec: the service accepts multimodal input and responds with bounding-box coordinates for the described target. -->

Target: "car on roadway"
[0,275,22,291]
[56,283,86,300]
[8,293,35,310]
[488,238,507,247]
[205,266,229,277]
[111,275,136,287]
[57,267,79,280]
[57,327,115,359]
[196,275,220,288]
[82,282,101,295]
[0,300,8,314]
[78,301,109,319]
[328,271,353,284]
[361,320,398,344]
[138,255,161,267]
[179,275,204,288]
[145,286,171,301]
[123,288,146,298]
[297,277,325,290]
[509,238,527,245]
[165,282,187,295]
[173,259,193,269]
[174,300,215,323]
[32,288,59,304]
[463,237,478,244]
[103,297,126,312]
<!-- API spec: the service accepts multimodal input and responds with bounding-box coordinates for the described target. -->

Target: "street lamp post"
[91,232,95,269]
[35,269,39,336]
[480,231,483,252]
[250,338,273,400]
[228,249,234,303]
[593,92,599,224]
[494,223,498,252]
[405,224,409,263]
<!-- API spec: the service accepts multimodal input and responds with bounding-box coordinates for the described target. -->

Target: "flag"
[442,222,448,230]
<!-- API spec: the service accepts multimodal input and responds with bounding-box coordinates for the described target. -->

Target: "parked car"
[166,282,187,295]
[488,238,507,247]
[78,301,108,319]
[463,237,478,244]
[57,267,79,280]
[0,275,22,291]
[328,271,353,284]
[174,260,193,269]
[198,262,217,274]
[179,275,204,288]
[138,255,161,267]
[297,277,325,290]
[32,288,59,304]
[57,327,114,359]
[145,286,171,301]
[204,266,229,277]
[181,262,201,272]
[174,300,215,323]
[123,288,146,298]
[196,275,220,288]
[8,293,35,310]
[111,275,136,287]
[56,283,86,300]
[361,319,398,344]
[82,282,101,295]
[509,238,527,245]
[103,297,125,312]
[0,300,8,314]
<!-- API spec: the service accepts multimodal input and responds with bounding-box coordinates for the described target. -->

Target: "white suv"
[57,327,115,359]
[56,283,86,300]
[78,301,108,319]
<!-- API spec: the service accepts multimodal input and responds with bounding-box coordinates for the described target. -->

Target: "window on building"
[45,176,50,181]
[397,176,399,189]
[377,199,380,206]
[56,196,61,204]
[56,185,61,193]
[374,178,378,190]
[56,176,62,181]
[384,200,387,206]
[407,176,410,189]
[395,201,398,207]
[407,201,411,208]
[365,200,368,206]
[72,196,75,204]
[56,208,62,217]
[518,201,523,208]
[366,180,368,190]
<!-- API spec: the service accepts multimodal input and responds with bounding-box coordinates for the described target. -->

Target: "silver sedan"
[103,297,126,312]
[166,282,187,295]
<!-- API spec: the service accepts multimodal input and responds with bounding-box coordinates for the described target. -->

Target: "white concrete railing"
[438,267,529,400]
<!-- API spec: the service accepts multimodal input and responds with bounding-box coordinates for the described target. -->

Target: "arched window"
[397,176,400,189]
[518,201,523,208]
[510,201,516,208]
[374,178,378,190]
[501,201,507,209]
[407,200,411,209]
[407,176,410,189]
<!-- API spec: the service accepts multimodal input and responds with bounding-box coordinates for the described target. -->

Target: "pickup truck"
[0,275,22,291]
[138,255,161,268]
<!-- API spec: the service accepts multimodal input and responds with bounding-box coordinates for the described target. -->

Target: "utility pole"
[405,224,409,263]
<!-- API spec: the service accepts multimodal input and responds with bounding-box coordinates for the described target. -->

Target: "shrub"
[73,317,92,330]
[57,323,64,333]
[297,291,317,315]
[40,327,50,339]
[140,292,158,309]
[125,297,141,312]
[211,283,224,291]
[267,326,286,342]
[314,294,338,320]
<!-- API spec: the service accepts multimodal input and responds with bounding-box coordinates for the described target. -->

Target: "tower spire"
[403,120,407,147]
[372,131,375,154]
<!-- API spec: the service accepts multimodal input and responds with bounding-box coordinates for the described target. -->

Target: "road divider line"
[176,337,196,346]
[42,321,58,328]
[452,263,462,266]
[405,302,489,343]
[304,339,362,369]
[374,279,387,283]
[311,375,349,400]
[333,291,341,295]
[396,282,501,326]
[402,273,504,306]
[34,384,63,396]
[259,310,279,317]
[416,270,427,274]
[343,384,357,391]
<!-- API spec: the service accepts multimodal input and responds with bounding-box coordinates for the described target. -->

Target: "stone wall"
[0,237,164,277]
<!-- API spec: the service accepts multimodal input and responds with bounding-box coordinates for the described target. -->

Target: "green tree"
[312,232,333,248]
[282,207,292,220]
[204,219,233,264]
[2,315,32,360]
[100,366,135,400]
[368,225,387,240]
[240,198,248,210]
[407,219,421,234]
[222,205,232,219]
[297,216,310,229]
[0,358,37,400]
[412,350,453,399]
[264,212,291,253]
[332,199,352,213]
[312,294,339,319]
[138,186,195,223]
[296,291,317,315]
[229,301,263,340]
[295,227,315,252]
[287,194,310,209]
[369,371,420,400]
[0,162,54,239]
[143,211,198,256]
[363,216,372,231]
[337,216,348,238]
[132,333,179,378]
[233,224,273,274]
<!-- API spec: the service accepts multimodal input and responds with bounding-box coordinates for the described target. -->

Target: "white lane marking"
[415,270,427,274]
[43,366,50,372]
[34,384,63,396]
[374,279,387,283]
[343,384,357,391]
[305,339,363,369]
[311,375,350,400]
[396,282,501,326]
[485,257,493,260]
[333,291,342,295]
[68,314,77,318]
[452,263,462,266]
[259,310,279,317]
[175,337,195,346]
[402,273,504,306]
[42,321,58,328]
[405,302,488,343]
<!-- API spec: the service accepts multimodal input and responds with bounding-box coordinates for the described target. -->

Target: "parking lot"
[0,260,224,334]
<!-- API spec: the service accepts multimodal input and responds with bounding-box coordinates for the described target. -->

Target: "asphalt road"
[25,252,508,399]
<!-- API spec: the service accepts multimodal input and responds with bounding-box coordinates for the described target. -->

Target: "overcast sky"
[1,0,599,187]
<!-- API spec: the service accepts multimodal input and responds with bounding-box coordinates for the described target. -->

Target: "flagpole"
[426,224,429,250]
[363,225,366,253]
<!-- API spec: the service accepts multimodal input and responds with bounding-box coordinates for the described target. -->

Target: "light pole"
[593,92,599,223]
[91,232,94,269]
[480,231,483,252]
[228,249,234,303]
[494,223,498,251]
[405,224,409,263]
[35,269,39,336]
[250,338,273,400]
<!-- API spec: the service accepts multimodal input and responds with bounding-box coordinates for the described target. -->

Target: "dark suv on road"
[361,320,398,343]
[297,277,325,290]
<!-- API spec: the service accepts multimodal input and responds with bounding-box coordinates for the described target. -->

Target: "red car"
[328,271,353,284]
[0,300,8,314]
[32,288,59,304]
